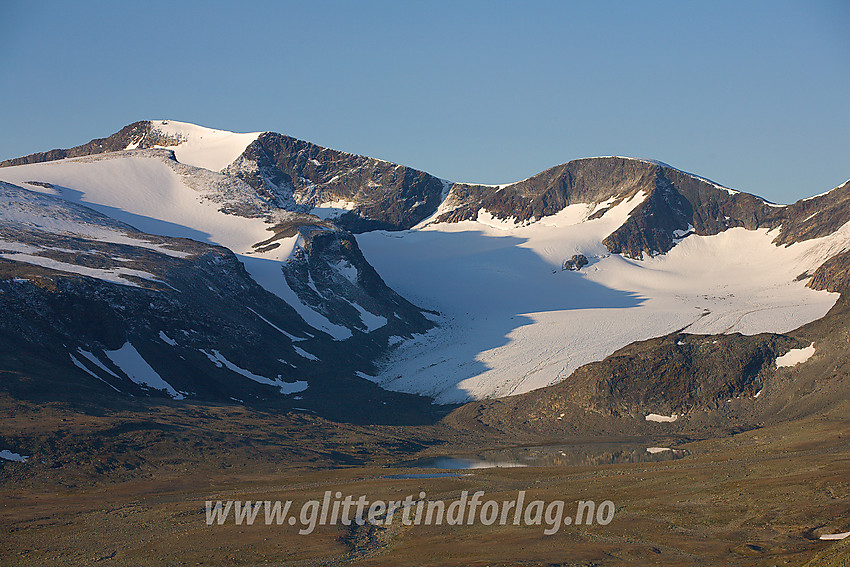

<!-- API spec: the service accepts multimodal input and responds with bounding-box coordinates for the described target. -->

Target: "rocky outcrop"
[435,157,772,258]
[562,254,588,271]
[282,222,433,337]
[446,329,807,437]
[566,332,801,417]
[773,180,850,245]
[807,250,850,293]
[227,132,446,231]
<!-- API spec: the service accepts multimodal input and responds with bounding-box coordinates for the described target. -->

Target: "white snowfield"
[0,181,189,288]
[147,120,262,172]
[358,191,846,403]
[1,123,846,404]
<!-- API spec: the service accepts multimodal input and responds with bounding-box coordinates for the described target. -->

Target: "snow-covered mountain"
[1,120,848,418]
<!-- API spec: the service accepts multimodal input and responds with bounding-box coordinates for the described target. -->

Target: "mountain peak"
[144,120,263,172]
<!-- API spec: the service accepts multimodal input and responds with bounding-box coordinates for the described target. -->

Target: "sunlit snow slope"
[145,119,262,172]
[358,196,843,403]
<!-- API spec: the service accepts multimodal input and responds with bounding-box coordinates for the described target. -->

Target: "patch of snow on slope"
[149,120,261,172]
[105,343,184,399]
[0,450,28,462]
[604,156,741,195]
[69,352,122,392]
[77,349,121,379]
[0,240,39,254]
[278,380,308,395]
[775,343,816,368]
[801,179,850,202]
[1,253,163,287]
[412,181,461,228]
[645,414,678,423]
[673,224,695,239]
[333,260,358,283]
[201,349,303,394]
[159,331,178,346]
[245,306,306,341]
[292,346,320,361]
[311,199,357,220]
[351,302,388,332]
[819,531,850,541]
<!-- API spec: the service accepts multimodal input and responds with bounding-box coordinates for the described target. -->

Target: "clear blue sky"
[1,0,847,203]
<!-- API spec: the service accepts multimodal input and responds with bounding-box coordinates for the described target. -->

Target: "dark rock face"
[437,157,657,225]
[447,329,805,437]
[228,132,446,231]
[281,223,433,337]
[808,250,850,293]
[604,168,850,259]
[435,157,762,258]
[567,333,801,417]
[602,168,695,258]
[0,121,153,167]
[773,180,850,245]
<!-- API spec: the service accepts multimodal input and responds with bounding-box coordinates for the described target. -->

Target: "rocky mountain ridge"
[5,121,849,262]
[1,120,847,422]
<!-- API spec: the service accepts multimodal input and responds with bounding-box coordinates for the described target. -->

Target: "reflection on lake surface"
[403,443,688,469]
[384,472,472,479]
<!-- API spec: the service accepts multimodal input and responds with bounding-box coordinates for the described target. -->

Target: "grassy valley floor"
[1,396,849,566]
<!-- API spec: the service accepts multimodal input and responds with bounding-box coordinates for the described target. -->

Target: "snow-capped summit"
[144,120,263,172]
